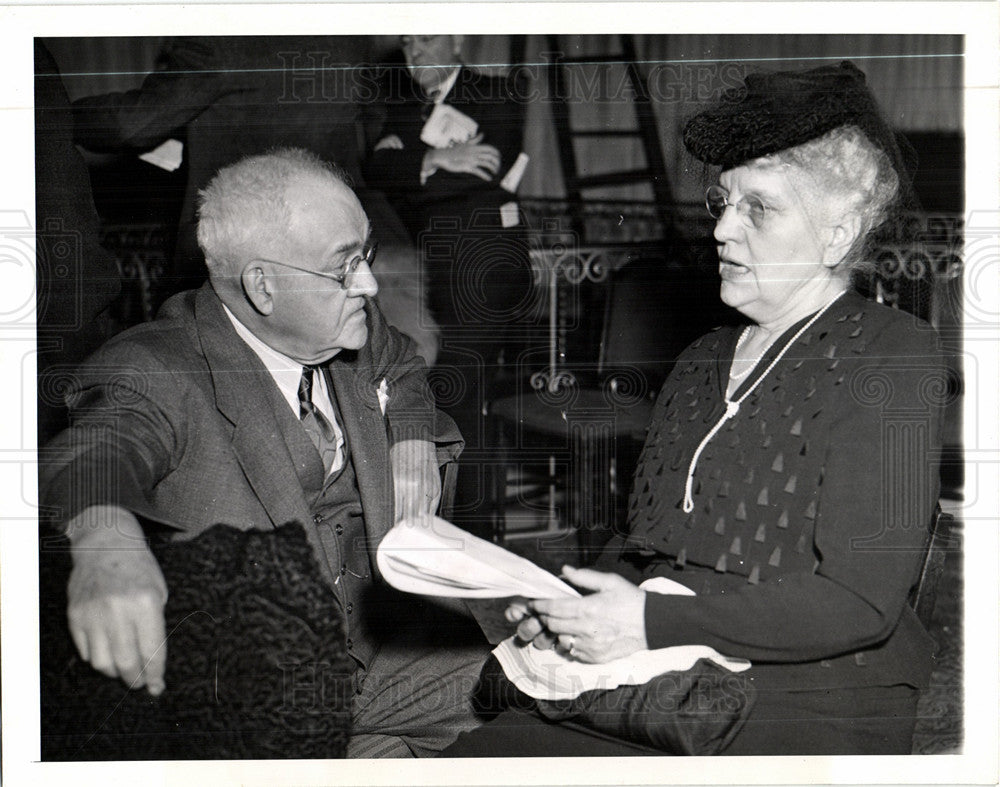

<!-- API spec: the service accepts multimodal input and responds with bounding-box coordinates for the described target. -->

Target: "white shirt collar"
[410,65,460,103]
[220,303,336,426]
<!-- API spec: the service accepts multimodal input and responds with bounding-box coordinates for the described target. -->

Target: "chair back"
[598,254,728,398]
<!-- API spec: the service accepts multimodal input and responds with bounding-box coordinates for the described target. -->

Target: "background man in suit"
[69,35,438,363]
[40,148,488,758]
[364,35,535,535]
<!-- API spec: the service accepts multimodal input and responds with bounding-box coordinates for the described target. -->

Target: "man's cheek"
[344,321,369,349]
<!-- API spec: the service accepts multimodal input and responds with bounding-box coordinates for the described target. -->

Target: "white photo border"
[2,3,997,786]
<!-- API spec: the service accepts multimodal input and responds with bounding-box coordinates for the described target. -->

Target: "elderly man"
[40,148,488,758]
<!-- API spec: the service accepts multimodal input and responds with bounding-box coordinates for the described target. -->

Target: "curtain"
[42,34,964,204]
[43,36,167,100]
[492,34,963,201]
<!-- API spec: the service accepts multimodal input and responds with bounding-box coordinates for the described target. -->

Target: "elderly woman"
[444,61,946,756]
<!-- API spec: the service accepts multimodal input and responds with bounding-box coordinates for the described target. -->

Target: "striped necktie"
[298,366,339,476]
[421,87,440,121]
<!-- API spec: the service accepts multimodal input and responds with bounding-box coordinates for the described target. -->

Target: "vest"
[306,445,376,669]
[282,369,379,670]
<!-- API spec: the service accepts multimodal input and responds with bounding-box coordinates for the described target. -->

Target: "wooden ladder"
[540,34,676,242]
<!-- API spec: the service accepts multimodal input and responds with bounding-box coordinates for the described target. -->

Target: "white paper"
[377,515,580,599]
[373,134,403,152]
[499,201,520,228]
[377,518,750,701]
[499,151,530,192]
[419,103,479,149]
[138,138,184,172]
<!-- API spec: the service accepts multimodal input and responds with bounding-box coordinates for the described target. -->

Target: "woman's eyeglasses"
[255,241,378,288]
[705,185,769,229]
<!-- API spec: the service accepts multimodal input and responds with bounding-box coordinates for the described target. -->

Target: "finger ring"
[567,637,577,656]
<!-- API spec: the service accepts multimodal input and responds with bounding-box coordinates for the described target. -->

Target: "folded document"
[420,103,479,149]
[492,575,751,700]
[378,517,751,701]
[377,515,578,599]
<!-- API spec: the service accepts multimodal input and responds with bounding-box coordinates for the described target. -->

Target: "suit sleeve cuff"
[41,453,155,533]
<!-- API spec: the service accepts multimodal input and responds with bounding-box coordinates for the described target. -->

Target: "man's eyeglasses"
[255,241,378,287]
[705,185,770,229]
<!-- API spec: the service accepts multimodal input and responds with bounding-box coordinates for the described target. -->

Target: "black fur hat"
[683,60,917,180]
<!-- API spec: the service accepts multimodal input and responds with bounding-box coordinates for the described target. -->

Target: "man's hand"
[423,134,501,181]
[66,505,168,695]
[506,566,648,664]
[389,439,441,521]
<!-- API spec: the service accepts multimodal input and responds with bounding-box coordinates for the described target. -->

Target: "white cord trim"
[681,292,845,513]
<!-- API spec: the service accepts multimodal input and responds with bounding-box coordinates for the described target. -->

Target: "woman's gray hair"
[196,148,353,276]
[774,124,900,277]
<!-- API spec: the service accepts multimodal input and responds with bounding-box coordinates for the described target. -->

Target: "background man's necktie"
[298,366,339,476]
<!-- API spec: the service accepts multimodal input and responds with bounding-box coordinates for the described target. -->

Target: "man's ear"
[824,213,864,268]
[241,262,274,316]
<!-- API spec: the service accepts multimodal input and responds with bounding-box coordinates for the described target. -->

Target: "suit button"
[340,565,347,575]
[346,602,354,614]
[347,638,353,649]
[335,524,344,536]
[313,514,323,524]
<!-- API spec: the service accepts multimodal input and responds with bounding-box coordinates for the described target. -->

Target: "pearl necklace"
[681,292,845,513]
[728,328,759,381]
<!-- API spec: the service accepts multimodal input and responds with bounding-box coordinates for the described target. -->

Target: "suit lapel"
[325,361,394,552]
[194,287,395,581]
[448,66,484,108]
[194,286,314,530]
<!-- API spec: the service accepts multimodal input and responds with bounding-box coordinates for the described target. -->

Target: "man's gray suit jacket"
[40,283,463,590]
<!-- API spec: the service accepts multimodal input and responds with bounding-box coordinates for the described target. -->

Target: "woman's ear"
[824,213,864,268]
[241,262,274,316]
[452,35,464,57]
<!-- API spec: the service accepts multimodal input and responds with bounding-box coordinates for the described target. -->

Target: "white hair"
[196,148,352,277]
[772,125,900,275]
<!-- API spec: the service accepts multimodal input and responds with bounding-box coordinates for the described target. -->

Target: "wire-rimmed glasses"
[255,241,378,288]
[705,185,770,229]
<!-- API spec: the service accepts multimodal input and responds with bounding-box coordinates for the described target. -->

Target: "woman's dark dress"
[446,291,946,755]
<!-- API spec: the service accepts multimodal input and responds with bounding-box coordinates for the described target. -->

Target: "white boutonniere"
[377,378,390,416]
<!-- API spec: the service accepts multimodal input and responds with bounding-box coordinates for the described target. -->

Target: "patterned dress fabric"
[598,290,947,693]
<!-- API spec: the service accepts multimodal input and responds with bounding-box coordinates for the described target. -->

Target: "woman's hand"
[505,566,648,663]
[423,133,501,181]
[505,599,555,650]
